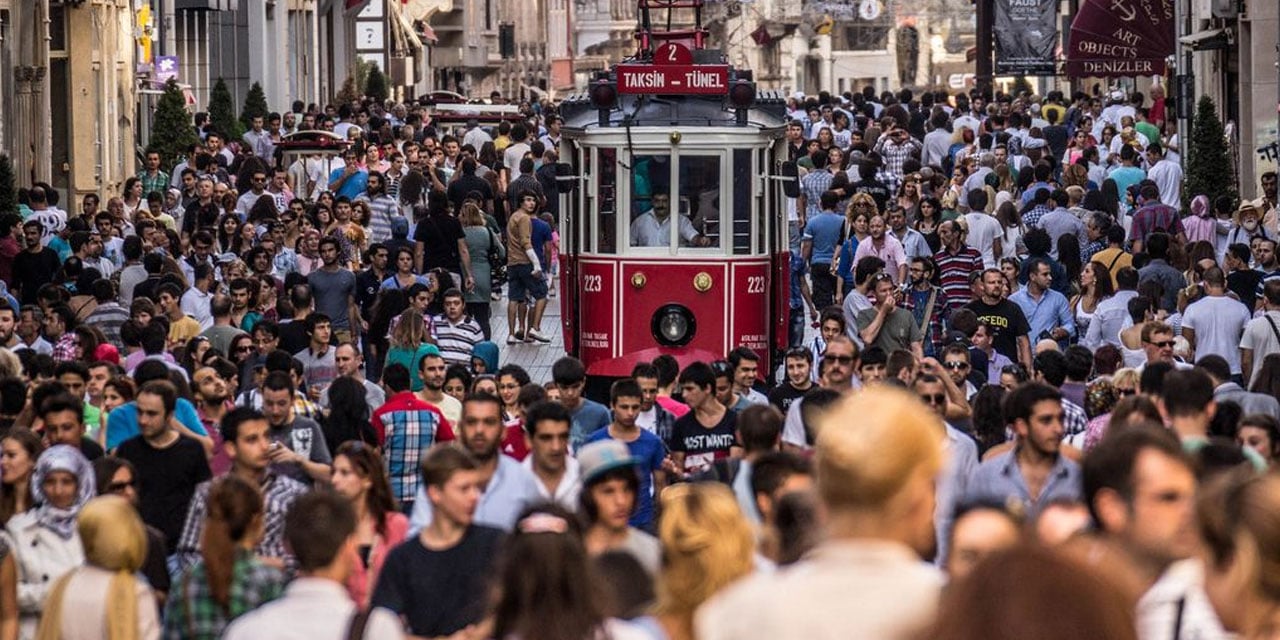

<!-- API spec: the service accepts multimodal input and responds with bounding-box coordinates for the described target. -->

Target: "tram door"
[558,139,584,357]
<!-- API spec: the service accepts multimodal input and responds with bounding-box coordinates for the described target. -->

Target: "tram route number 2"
[584,275,604,292]
[746,276,765,294]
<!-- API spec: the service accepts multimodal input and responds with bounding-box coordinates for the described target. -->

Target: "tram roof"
[559,90,790,134]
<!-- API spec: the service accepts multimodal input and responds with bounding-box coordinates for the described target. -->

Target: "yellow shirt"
[167,316,203,347]
[1090,247,1133,288]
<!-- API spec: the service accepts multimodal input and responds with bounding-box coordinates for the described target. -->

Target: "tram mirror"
[554,162,578,194]
[780,162,800,198]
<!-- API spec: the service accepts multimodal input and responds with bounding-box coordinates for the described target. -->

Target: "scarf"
[31,445,95,540]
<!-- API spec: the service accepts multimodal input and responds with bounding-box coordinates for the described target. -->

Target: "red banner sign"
[616,64,730,95]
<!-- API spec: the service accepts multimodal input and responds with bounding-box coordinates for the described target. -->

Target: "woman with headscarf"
[33,495,158,640]
[1183,195,1219,246]
[6,445,95,640]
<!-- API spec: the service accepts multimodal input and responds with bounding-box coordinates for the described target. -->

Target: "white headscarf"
[31,445,96,539]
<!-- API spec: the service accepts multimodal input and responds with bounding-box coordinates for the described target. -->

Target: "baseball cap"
[578,440,639,485]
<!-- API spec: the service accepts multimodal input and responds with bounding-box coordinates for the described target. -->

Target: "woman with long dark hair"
[331,442,405,608]
[320,377,376,452]
[164,475,282,640]
[1056,233,1083,288]
[1071,261,1115,344]
[491,504,648,640]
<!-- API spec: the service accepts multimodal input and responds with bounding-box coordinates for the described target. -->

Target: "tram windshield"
[628,154,723,250]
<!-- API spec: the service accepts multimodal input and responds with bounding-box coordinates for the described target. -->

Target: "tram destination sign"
[616,64,731,95]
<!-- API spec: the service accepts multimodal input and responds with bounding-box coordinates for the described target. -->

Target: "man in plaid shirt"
[872,124,921,195]
[372,363,451,511]
[176,407,307,572]
[137,150,170,199]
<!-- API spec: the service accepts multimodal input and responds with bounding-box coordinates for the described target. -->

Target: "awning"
[390,3,425,52]
[1066,0,1174,78]
[1179,27,1231,51]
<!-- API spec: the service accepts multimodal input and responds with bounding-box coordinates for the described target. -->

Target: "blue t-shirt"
[585,427,668,530]
[803,212,845,265]
[531,217,553,266]
[569,398,612,451]
[328,167,369,200]
[106,398,207,450]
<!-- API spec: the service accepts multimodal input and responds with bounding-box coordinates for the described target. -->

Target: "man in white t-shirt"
[962,192,1004,269]
[503,123,532,182]
[1181,267,1251,377]
[1241,279,1280,386]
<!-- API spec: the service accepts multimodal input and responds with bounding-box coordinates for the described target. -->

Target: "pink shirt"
[853,234,908,284]
[657,395,691,418]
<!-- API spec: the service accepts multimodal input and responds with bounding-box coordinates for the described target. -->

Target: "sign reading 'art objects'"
[994,0,1059,76]
[1066,0,1174,77]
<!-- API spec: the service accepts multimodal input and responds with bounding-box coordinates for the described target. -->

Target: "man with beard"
[259,371,332,485]
[965,268,1033,372]
[408,392,539,534]
[632,362,677,443]
[520,401,579,510]
[319,342,385,411]
[116,380,213,554]
[584,379,669,531]
[966,382,1081,517]
[0,305,18,350]
[904,257,950,358]
[416,351,462,426]
[1083,425,1227,640]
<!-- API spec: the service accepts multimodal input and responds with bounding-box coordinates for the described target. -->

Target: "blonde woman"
[1198,469,1280,640]
[35,495,158,640]
[654,483,755,640]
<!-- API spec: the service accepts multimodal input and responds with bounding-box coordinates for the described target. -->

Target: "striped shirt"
[360,193,400,244]
[372,391,451,506]
[933,246,984,313]
[431,314,484,367]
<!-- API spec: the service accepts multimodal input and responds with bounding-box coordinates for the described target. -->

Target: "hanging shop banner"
[994,0,1059,76]
[1066,0,1174,77]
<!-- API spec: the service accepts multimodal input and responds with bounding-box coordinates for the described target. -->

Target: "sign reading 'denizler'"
[616,42,730,95]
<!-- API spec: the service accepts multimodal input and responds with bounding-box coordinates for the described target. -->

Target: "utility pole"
[975,0,992,90]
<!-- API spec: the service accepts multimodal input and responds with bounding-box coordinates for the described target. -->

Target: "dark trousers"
[468,301,493,340]
[810,263,837,310]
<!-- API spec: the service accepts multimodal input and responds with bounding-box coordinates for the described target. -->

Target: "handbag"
[487,228,507,288]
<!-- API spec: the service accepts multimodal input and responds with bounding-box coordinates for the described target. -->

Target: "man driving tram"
[628,155,716,248]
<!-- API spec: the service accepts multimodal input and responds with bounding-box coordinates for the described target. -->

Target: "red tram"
[555,6,796,381]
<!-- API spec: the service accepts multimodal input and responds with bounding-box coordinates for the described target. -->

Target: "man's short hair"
[138,380,178,416]
[261,370,295,396]
[737,404,784,452]
[421,445,480,489]
[678,361,715,391]
[749,451,812,512]
[1003,382,1062,425]
[1082,424,1188,528]
[523,400,571,437]
[38,392,84,423]
[1160,369,1215,418]
[220,406,266,444]
[610,378,643,406]
[285,490,357,572]
[382,363,411,393]
[551,356,587,386]
[1033,350,1068,387]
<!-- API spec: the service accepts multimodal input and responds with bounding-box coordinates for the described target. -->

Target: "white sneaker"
[506,332,524,345]
[526,329,551,343]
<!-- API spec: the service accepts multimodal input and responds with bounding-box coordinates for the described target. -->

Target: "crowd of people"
[0,80,1274,640]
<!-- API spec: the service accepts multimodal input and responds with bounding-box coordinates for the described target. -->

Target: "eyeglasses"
[823,354,855,364]
[236,345,255,353]
[920,393,946,405]
[943,361,969,370]
[1145,340,1175,349]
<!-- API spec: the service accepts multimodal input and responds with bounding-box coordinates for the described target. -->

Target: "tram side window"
[680,156,722,250]
[732,149,752,255]
[597,148,617,253]
[629,154,676,248]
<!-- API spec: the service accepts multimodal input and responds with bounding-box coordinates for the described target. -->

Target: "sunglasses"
[943,361,969,370]
[824,354,855,364]
[920,393,946,405]
[1145,340,1175,349]
[106,479,137,493]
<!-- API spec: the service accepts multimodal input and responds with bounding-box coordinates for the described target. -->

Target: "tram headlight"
[652,304,696,347]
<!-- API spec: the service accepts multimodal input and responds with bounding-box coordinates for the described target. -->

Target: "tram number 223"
[746,276,765,294]
[584,275,604,293]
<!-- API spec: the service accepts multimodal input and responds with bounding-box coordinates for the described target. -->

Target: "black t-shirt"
[1228,269,1264,313]
[277,319,310,355]
[12,248,61,304]
[78,437,105,461]
[852,178,891,213]
[372,526,505,637]
[768,382,811,416]
[447,174,494,213]
[413,214,466,273]
[965,298,1031,363]
[115,434,212,551]
[355,268,385,317]
[669,409,738,475]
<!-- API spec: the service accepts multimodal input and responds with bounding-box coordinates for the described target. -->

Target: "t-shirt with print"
[669,410,737,475]
[267,416,332,484]
[585,427,668,530]
[964,298,1031,364]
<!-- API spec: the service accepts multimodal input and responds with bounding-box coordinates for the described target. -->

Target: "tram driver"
[630,193,711,248]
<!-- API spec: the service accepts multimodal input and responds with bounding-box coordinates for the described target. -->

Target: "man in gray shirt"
[260,370,333,486]
[307,237,359,343]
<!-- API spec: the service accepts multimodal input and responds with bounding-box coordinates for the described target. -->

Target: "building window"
[834,24,889,51]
